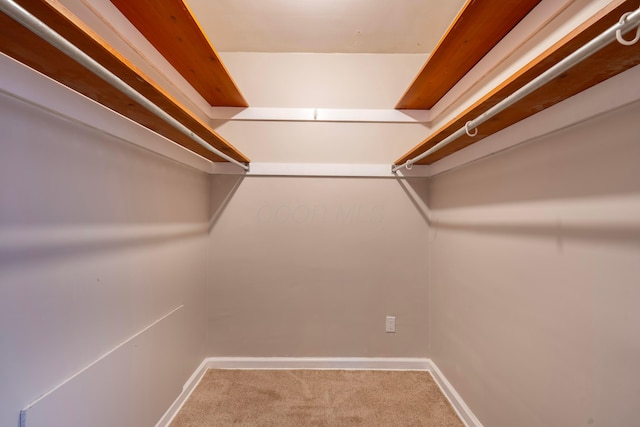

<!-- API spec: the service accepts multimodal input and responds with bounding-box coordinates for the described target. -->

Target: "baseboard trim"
[156,357,482,427]
[425,360,484,427]
[205,356,431,370]
[155,359,209,427]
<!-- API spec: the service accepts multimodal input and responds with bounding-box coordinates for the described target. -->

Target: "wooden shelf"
[396,0,542,110]
[395,0,640,166]
[110,0,248,108]
[0,0,250,164]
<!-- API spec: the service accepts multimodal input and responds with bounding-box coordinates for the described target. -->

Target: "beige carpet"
[170,369,465,426]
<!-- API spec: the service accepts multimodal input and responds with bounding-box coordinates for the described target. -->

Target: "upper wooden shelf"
[395,0,640,166]
[110,0,248,108]
[396,0,542,110]
[0,0,249,164]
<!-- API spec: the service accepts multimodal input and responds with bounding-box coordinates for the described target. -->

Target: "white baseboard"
[156,357,482,427]
[425,360,484,427]
[205,356,431,370]
[155,359,209,427]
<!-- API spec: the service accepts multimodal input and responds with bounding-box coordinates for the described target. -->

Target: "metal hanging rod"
[0,0,250,171]
[392,7,640,173]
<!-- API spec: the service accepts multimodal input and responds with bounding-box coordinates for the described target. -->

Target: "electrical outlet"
[385,316,396,333]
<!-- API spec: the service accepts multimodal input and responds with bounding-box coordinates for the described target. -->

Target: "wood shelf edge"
[394,0,640,166]
[0,0,250,164]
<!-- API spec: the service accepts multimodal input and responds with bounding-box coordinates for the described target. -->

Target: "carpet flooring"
[170,369,465,426]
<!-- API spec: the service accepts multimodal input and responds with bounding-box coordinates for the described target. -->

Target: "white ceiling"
[185,0,467,54]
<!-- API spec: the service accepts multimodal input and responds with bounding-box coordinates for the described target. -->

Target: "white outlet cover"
[385,316,396,333]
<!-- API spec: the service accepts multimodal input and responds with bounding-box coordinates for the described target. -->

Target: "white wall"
[428,96,640,426]
[0,89,210,426]
[218,52,426,109]
[213,53,432,164]
[205,53,432,357]
[207,175,429,357]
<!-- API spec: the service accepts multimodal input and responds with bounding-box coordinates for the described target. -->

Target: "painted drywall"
[0,89,209,426]
[205,52,432,355]
[207,175,429,357]
[213,53,432,164]
[212,120,432,164]
[218,52,427,108]
[427,96,640,426]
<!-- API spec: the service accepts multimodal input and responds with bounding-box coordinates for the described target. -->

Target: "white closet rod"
[0,0,250,171]
[392,7,640,173]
